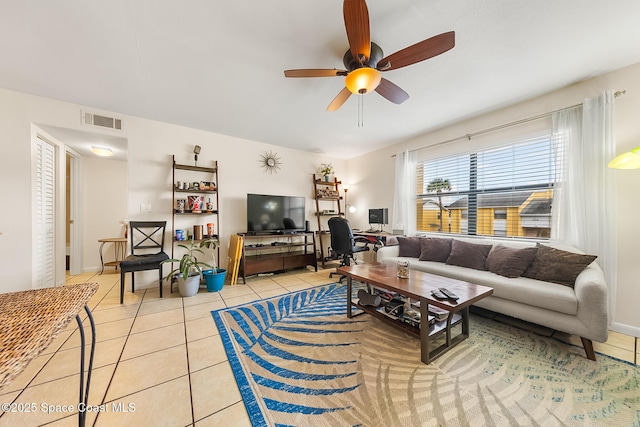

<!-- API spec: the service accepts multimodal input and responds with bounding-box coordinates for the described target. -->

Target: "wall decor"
[259,150,282,174]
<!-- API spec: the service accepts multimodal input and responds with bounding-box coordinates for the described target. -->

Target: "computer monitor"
[368,208,388,225]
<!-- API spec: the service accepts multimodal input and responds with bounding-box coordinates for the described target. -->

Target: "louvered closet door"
[34,137,56,288]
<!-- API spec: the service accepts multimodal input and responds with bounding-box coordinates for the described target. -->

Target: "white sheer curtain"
[551,90,617,322]
[393,150,417,236]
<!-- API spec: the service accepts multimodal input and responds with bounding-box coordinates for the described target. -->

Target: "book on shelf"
[428,305,450,322]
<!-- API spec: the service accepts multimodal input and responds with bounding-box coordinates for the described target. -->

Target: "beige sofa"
[375,235,608,360]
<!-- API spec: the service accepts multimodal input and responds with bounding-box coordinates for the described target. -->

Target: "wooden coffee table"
[337,263,493,364]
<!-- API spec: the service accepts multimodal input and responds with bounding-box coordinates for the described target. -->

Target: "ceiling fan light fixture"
[345,67,381,95]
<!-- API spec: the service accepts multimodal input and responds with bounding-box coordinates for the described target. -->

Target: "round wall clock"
[259,150,282,174]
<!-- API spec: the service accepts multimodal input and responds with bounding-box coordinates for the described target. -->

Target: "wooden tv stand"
[238,232,318,283]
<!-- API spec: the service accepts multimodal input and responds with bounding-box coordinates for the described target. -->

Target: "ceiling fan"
[284,0,455,111]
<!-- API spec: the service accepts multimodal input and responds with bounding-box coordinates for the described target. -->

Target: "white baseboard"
[611,321,640,338]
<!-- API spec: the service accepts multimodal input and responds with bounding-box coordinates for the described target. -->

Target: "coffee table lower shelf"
[351,300,468,364]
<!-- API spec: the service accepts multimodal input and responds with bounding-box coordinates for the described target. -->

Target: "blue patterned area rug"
[211,283,640,426]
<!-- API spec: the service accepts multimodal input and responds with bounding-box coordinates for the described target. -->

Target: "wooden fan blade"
[378,31,455,71]
[343,0,370,63]
[327,87,352,111]
[375,78,409,104]
[284,69,347,78]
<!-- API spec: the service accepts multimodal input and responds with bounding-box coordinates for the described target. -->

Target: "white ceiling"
[2,0,640,159]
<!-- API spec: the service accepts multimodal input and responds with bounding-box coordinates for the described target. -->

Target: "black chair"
[328,217,370,281]
[119,221,169,304]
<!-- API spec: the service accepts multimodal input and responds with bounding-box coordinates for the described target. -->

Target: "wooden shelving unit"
[171,155,220,263]
[313,174,343,268]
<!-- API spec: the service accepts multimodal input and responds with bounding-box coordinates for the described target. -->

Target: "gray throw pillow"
[445,240,493,270]
[419,238,453,262]
[523,244,597,287]
[397,237,421,258]
[485,245,538,278]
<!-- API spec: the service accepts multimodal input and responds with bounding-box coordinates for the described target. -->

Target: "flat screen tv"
[247,193,306,234]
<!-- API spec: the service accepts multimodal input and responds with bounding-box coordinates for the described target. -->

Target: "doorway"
[66,149,83,275]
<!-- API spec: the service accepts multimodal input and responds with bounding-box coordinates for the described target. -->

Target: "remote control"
[438,288,459,301]
[431,290,449,300]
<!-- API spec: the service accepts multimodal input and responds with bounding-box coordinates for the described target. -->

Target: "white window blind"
[34,137,56,288]
[416,135,557,239]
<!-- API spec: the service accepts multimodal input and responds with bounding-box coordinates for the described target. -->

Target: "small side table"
[98,237,128,274]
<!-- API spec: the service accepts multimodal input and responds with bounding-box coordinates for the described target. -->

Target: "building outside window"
[416,135,555,239]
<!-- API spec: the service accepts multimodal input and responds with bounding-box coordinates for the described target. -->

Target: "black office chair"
[119,221,170,304]
[328,217,370,281]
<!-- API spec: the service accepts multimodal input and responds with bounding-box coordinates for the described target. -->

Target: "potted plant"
[317,163,334,182]
[200,236,227,292]
[162,239,212,297]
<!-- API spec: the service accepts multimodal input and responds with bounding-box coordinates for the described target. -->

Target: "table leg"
[114,242,125,270]
[75,305,96,427]
[98,241,106,275]
[420,297,431,364]
[461,306,470,336]
[346,275,353,318]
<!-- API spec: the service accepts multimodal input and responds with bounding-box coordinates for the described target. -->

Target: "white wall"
[0,87,345,293]
[347,62,640,335]
[82,157,128,271]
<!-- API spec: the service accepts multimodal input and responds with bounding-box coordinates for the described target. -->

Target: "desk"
[0,283,98,427]
[353,231,396,247]
[98,237,128,274]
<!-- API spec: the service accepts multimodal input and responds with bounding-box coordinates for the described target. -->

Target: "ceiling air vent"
[82,111,123,131]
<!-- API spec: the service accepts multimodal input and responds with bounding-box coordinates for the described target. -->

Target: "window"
[416,135,555,239]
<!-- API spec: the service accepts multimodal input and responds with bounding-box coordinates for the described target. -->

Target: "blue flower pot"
[203,268,227,292]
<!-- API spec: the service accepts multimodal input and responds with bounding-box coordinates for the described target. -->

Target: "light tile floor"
[0,267,637,426]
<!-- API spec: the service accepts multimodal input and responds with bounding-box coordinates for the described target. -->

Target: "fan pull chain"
[358,94,364,127]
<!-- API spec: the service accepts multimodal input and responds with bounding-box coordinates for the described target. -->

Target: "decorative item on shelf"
[193,145,201,166]
[397,260,410,279]
[206,223,214,237]
[175,229,184,241]
[194,225,203,240]
[188,195,204,213]
[316,188,339,198]
[177,199,186,213]
[259,150,282,174]
[193,182,200,190]
[316,163,334,182]
[119,218,129,238]
[206,198,214,212]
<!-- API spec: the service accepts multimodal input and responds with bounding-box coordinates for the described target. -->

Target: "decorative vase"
[324,175,329,182]
[178,275,200,297]
[188,195,204,213]
[203,269,227,292]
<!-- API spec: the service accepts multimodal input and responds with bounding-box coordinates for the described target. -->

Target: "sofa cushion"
[397,237,421,258]
[419,238,452,262]
[382,257,578,315]
[523,244,597,287]
[485,245,538,278]
[445,239,493,270]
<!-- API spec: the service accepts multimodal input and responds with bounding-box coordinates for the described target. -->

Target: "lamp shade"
[345,68,381,95]
[608,146,640,169]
